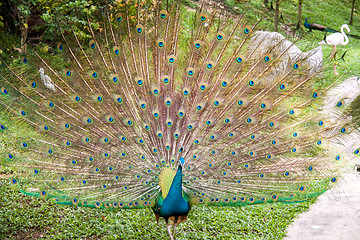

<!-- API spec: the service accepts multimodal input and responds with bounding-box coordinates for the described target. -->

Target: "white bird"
[39,68,55,92]
[319,24,350,75]
[319,24,350,58]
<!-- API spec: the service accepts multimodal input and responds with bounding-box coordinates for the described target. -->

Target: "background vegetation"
[1,0,359,239]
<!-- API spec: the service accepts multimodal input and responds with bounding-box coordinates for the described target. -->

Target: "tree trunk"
[349,0,356,25]
[20,17,28,53]
[274,0,280,32]
[296,0,303,29]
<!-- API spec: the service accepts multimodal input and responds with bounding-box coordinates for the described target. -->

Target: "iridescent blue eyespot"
[264,56,270,62]
[200,85,206,90]
[137,27,142,33]
[158,42,164,47]
[2,88,8,95]
[236,57,243,63]
[217,34,223,40]
[30,81,36,88]
[244,28,250,34]
[248,80,255,86]
[169,57,175,63]
[238,100,244,106]
[66,70,71,76]
[22,57,28,64]
[222,81,227,87]
[337,100,344,107]
[195,43,201,49]
[313,92,319,99]
[207,63,213,69]
[90,43,96,49]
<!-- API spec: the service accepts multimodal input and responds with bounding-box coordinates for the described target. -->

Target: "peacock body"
[0,1,357,239]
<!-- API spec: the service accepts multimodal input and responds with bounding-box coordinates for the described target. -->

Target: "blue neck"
[304,18,310,28]
[167,165,184,201]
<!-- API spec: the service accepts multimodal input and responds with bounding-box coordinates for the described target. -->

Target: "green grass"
[1,0,359,239]
[0,179,313,239]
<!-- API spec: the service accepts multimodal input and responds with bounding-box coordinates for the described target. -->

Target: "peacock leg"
[172,216,179,239]
[165,218,174,240]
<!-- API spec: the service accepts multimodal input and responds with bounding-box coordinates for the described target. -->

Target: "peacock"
[0,1,358,239]
[304,18,337,33]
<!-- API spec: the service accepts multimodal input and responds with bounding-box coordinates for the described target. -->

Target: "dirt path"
[285,75,360,240]
[285,173,360,240]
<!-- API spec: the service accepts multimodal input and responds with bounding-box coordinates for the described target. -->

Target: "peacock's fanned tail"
[0,1,351,210]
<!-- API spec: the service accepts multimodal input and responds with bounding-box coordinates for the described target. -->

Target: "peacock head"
[179,157,185,168]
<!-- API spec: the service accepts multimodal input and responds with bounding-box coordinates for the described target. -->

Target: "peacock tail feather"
[0,0,354,215]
